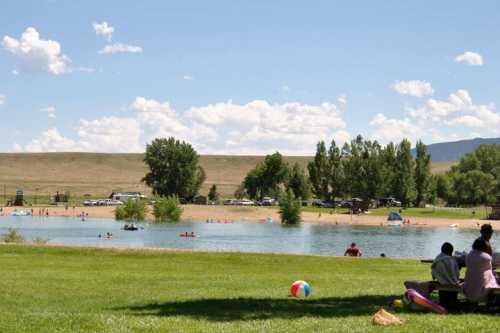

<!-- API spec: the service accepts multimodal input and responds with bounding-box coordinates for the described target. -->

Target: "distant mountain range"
[412,137,500,161]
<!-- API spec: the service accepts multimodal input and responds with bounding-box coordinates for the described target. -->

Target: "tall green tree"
[393,139,416,207]
[243,168,262,199]
[451,170,495,205]
[446,144,500,205]
[286,163,311,200]
[435,173,451,202]
[327,140,344,200]
[243,152,289,200]
[380,142,397,197]
[308,141,330,200]
[414,140,432,207]
[208,184,220,202]
[143,137,205,200]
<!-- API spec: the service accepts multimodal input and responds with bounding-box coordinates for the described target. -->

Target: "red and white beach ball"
[290,280,311,298]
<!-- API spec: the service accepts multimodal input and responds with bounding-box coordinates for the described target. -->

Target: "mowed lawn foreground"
[1,245,500,332]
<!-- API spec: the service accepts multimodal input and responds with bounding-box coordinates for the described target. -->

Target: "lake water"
[0,216,492,258]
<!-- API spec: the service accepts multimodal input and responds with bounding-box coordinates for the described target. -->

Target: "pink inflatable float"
[404,289,448,314]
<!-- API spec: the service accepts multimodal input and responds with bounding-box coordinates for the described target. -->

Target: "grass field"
[0,244,499,333]
[0,153,457,202]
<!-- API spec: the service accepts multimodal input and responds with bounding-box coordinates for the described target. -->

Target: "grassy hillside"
[0,153,455,199]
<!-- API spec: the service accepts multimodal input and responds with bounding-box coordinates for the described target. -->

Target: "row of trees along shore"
[239,135,500,207]
[138,136,499,216]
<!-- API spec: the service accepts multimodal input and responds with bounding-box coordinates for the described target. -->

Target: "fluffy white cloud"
[448,115,485,128]
[19,98,349,154]
[22,128,78,152]
[391,80,434,97]
[186,100,347,154]
[98,43,142,54]
[372,89,500,144]
[183,75,194,80]
[370,113,421,143]
[2,27,70,75]
[76,117,143,152]
[0,94,5,105]
[40,106,56,118]
[455,51,484,66]
[93,21,114,42]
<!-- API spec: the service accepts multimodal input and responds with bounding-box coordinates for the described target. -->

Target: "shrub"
[279,191,302,225]
[208,184,220,203]
[1,228,25,243]
[32,237,49,244]
[153,196,183,223]
[114,199,148,221]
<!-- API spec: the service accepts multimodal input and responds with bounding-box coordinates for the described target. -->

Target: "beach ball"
[290,280,311,298]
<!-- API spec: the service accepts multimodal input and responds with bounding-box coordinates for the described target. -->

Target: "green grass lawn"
[301,206,490,220]
[1,245,499,332]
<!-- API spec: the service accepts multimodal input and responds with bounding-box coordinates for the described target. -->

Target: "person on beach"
[431,242,461,309]
[464,238,499,303]
[344,243,362,257]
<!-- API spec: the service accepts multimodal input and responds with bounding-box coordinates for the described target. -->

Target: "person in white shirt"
[431,242,461,310]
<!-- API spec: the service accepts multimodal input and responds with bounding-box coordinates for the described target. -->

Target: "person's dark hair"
[472,238,488,253]
[351,242,356,247]
[441,242,454,256]
[480,224,493,236]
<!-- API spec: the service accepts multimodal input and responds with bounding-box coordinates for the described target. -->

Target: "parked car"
[377,197,402,208]
[237,199,255,206]
[83,199,99,206]
[340,200,353,208]
[312,199,324,208]
[109,199,124,206]
[322,201,337,208]
[97,199,123,206]
[261,197,276,206]
[312,199,336,208]
[223,199,238,205]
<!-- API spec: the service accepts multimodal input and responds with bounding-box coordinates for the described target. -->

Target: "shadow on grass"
[115,295,399,321]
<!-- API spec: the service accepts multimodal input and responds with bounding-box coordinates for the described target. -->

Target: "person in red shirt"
[344,242,362,257]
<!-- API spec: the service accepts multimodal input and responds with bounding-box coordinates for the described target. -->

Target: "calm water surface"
[0,216,491,258]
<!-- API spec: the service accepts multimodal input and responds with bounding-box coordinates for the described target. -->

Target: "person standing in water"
[344,243,362,257]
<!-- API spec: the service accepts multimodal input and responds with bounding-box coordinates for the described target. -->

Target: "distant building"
[109,191,145,201]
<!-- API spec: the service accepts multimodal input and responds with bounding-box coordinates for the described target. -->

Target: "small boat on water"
[123,223,139,231]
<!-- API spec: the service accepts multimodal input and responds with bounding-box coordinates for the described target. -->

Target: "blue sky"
[1,0,499,154]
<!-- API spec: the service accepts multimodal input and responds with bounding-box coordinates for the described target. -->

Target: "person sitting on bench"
[431,242,461,310]
[464,238,499,303]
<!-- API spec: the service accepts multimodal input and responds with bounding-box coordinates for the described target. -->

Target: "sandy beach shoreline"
[1,204,497,230]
